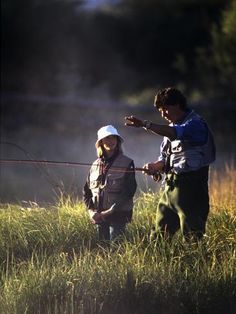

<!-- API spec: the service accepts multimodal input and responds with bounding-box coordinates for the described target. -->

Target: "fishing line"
[0,142,64,191]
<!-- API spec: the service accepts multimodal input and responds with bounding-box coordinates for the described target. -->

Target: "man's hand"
[142,161,165,175]
[143,162,164,182]
[142,163,158,175]
[125,116,144,128]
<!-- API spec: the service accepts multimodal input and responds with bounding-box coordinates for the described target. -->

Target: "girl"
[83,125,137,241]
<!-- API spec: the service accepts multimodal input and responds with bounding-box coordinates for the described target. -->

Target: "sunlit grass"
[0,165,235,313]
[210,162,236,214]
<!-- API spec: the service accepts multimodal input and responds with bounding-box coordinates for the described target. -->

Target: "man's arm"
[125,116,176,141]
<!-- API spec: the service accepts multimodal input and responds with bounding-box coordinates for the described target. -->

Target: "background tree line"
[1,0,236,102]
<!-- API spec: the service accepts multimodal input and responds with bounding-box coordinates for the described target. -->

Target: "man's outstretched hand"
[125,116,144,128]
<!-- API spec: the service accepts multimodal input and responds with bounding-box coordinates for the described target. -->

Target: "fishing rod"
[0,141,148,173]
[0,158,145,173]
[0,142,162,183]
[0,142,66,190]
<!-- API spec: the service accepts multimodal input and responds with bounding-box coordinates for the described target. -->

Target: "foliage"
[1,0,235,101]
[195,0,236,101]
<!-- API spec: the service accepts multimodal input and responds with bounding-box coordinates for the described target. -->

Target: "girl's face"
[102,135,118,153]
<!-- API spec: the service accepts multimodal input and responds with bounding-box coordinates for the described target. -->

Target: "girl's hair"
[96,136,123,158]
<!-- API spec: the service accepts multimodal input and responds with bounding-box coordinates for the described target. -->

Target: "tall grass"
[210,162,236,214]
[0,166,235,314]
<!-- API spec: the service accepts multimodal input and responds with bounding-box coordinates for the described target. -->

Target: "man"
[125,87,216,240]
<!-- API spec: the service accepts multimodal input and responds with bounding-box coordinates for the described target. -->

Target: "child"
[83,125,137,241]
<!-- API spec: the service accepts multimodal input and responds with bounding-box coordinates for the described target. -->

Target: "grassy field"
[0,165,235,314]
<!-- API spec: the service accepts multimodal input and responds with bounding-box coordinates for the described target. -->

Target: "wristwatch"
[143,120,152,130]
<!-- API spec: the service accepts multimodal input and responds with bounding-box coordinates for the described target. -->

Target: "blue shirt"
[173,110,208,145]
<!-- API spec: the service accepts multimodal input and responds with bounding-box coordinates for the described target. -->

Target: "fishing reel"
[142,167,162,182]
[152,171,162,182]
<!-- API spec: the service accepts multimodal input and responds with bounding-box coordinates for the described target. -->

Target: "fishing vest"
[89,153,133,212]
[167,111,216,174]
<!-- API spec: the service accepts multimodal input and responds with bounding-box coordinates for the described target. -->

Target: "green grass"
[0,169,236,314]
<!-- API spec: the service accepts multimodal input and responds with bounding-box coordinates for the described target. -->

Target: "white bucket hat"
[95,125,124,147]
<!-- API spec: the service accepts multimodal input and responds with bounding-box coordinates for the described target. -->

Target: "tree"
[196,0,236,101]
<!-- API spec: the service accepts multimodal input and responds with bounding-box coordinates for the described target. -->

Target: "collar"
[171,109,193,125]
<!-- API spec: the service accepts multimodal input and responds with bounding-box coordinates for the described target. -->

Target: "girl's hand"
[88,210,103,224]
[100,203,116,220]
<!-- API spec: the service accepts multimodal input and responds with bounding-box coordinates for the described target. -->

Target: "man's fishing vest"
[167,111,216,174]
[89,153,133,212]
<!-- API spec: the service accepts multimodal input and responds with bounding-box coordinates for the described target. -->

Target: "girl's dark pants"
[97,222,126,241]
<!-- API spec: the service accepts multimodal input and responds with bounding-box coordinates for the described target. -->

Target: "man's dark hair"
[154,87,187,110]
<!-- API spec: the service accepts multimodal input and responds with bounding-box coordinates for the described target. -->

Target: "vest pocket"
[90,180,100,189]
[89,172,103,189]
[107,174,123,192]
[108,193,118,207]
[171,140,182,152]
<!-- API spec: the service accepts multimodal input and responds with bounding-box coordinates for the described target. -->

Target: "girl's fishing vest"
[167,111,216,174]
[89,153,133,212]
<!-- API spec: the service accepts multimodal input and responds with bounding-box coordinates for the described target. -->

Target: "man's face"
[158,104,181,123]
